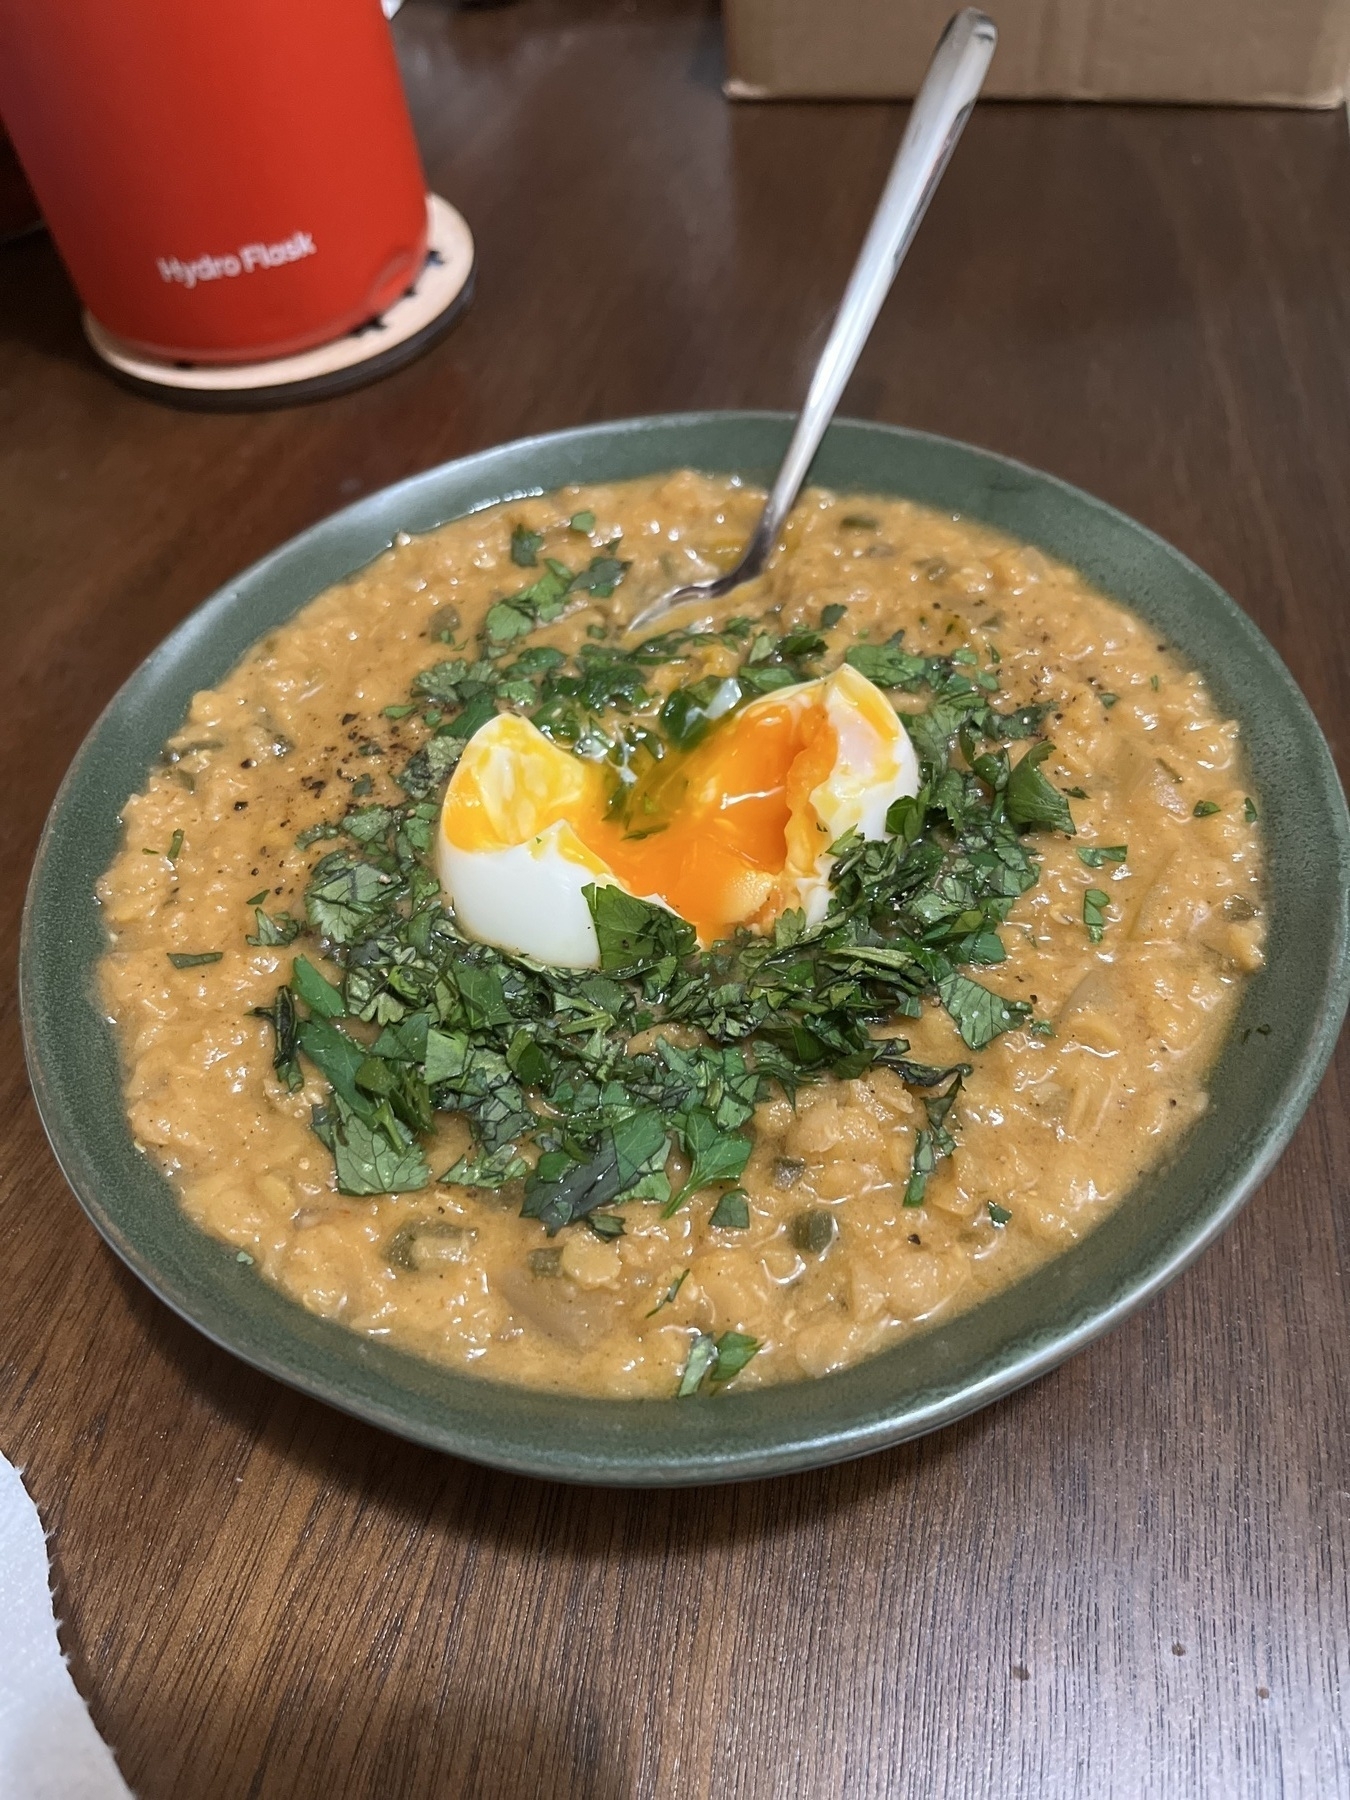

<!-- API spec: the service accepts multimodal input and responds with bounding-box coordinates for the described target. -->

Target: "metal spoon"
[628,7,997,635]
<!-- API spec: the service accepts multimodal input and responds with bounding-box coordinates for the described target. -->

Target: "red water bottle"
[0,0,429,364]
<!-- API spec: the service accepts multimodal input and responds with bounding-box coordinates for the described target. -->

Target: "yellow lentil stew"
[98,473,1263,1398]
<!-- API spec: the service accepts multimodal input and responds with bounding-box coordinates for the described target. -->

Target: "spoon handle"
[747,9,997,569]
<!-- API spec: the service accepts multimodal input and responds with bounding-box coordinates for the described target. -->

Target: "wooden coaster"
[83,193,474,409]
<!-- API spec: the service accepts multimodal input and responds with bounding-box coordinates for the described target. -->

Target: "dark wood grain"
[2,3,1348,1794]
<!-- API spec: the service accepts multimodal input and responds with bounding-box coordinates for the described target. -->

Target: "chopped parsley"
[569,511,596,534]
[1244,796,1258,824]
[251,533,1082,1259]
[1077,844,1127,869]
[169,951,223,969]
[1193,800,1221,817]
[988,1201,1012,1227]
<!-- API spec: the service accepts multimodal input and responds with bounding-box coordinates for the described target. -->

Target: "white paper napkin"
[0,1453,133,1800]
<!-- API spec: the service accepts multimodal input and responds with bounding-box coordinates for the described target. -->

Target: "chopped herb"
[522,1108,670,1235]
[444,1145,528,1188]
[167,829,184,862]
[839,515,878,532]
[646,1269,689,1315]
[1083,888,1110,943]
[261,581,1095,1222]
[290,953,346,1019]
[677,1333,719,1397]
[248,907,300,947]
[1150,675,1160,691]
[246,888,270,906]
[569,510,596,534]
[383,702,416,719]
[1244,796,1259,823]
[677,1329,760,1395]
[1193,800,1221,817]
[1063,786,1088,800]
[510,523,543,566]
[252,986,301,1089]
[1100,692,1119,708]
[168,951,223,969]
[709,1331,760,1383]
[820,603,847,629]
[236,1250,254,1264]
[845,639,927,690]
[1077,844,1127,868]
[903,1067,965,1205]
[1006,741,1075,835]
[988,1201,1012,1226]
[937,974,1028,1051]
[664,1107,752,1215]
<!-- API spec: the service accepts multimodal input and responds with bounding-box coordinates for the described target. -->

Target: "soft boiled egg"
[436,661,920,968]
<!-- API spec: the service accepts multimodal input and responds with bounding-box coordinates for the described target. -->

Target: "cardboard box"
[723,0,1350,106]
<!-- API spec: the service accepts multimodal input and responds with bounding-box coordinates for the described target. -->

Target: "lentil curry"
[97,474,1263,1397]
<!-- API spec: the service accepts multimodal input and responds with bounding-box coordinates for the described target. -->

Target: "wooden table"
[3,4,1348,1793]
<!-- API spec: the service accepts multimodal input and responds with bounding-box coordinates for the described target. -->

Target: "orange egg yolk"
[576,695,838,943]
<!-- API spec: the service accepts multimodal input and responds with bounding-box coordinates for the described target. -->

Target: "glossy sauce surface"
[97,474,1264,1396]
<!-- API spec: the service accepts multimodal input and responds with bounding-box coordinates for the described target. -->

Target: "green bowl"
[20,414,1350,1485]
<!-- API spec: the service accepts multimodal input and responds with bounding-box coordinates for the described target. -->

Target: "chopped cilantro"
[820,603,847,629]
[1100,692,1119,708]
[522,1108,670,1235]
[248,907,300,947]
[709,1331,760,1383]
[383,702,416,719]
[168,951,222,969]
[1193,800,1221,817]
[936,974,1028,1051]
[246,888,270,906]
[1077,845,1127,868]
[290,953,345,1019]
[677,1333,718,1396]
[1244,796,1258,823]
[1083,888,1110,943]
[988,1201,1012,1226]
[167,829,184,862]
[646,1268,689,1315]
[510,524,542,567]
[677,1329,760,1395]
[569,511,595,534]
[664,1108,752,1215]
[1006,741,1075,835]
[585,884,695,970]
[903,1067,965,1205]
